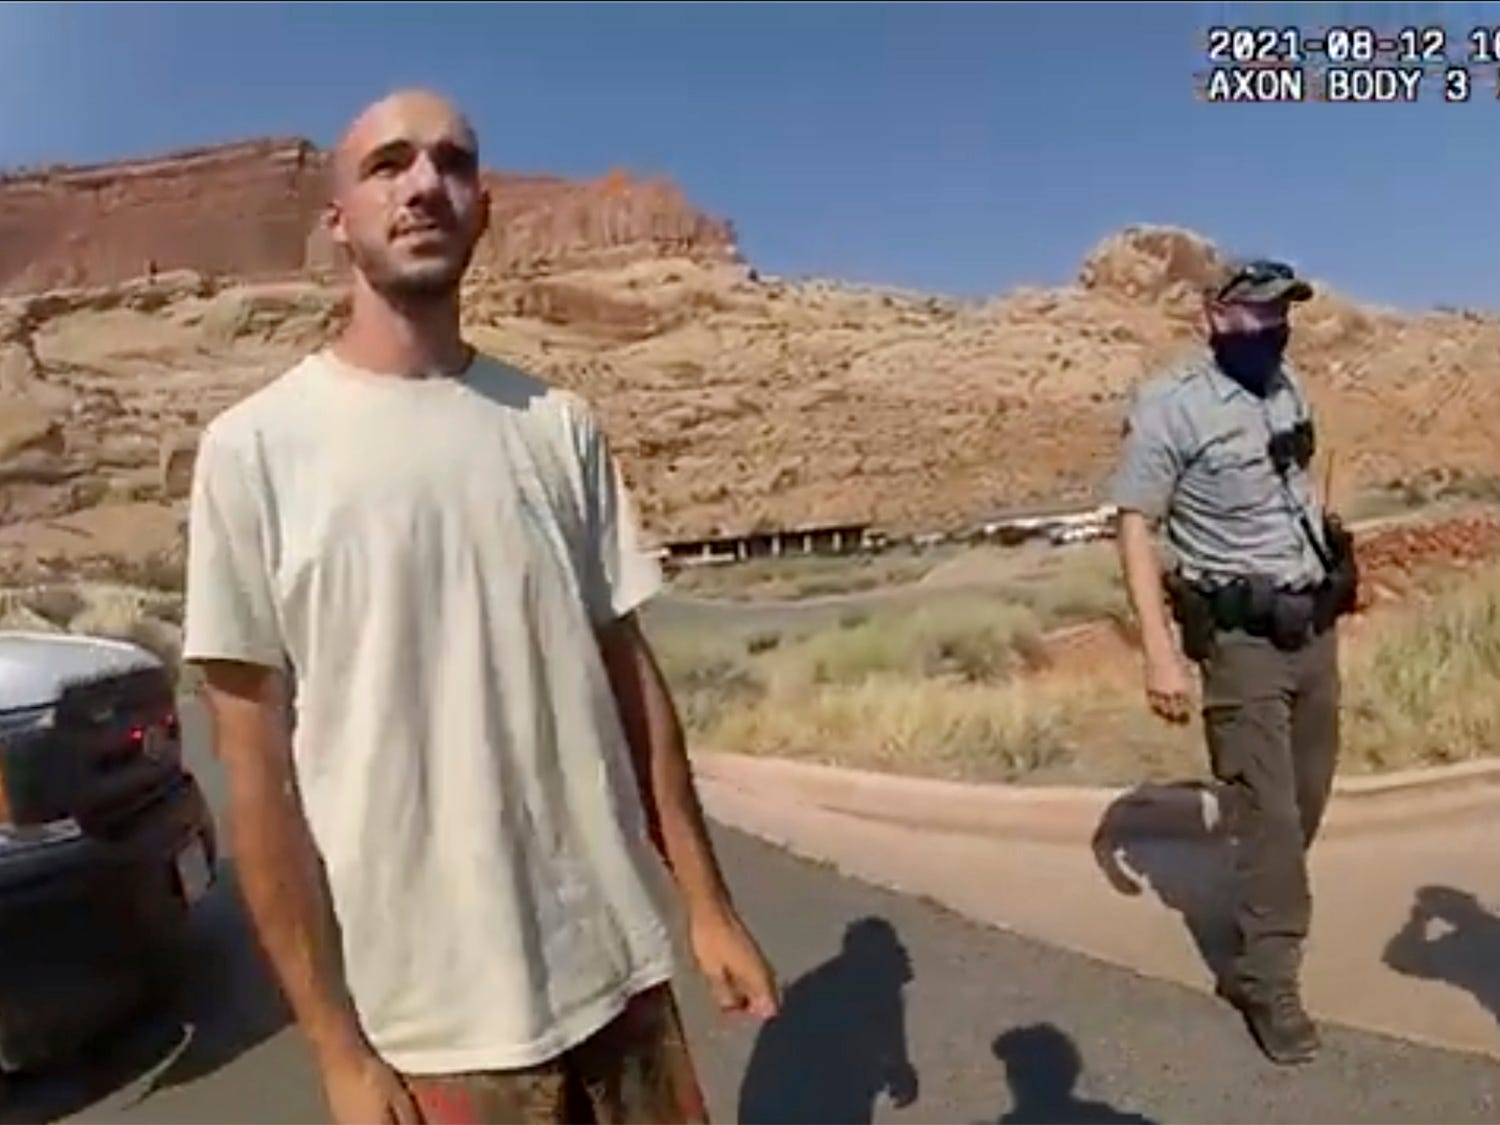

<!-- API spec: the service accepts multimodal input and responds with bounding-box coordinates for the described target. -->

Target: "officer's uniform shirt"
[1109,348,1327,590]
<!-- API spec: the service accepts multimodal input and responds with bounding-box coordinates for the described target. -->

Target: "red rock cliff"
[0,138,739,295]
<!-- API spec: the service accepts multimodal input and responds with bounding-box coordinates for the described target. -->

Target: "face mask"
[1212,324,1288,393]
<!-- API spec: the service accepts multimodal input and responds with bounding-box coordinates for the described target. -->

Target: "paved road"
[7,724,1500,1122]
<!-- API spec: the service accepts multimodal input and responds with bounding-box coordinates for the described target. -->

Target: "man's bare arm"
[1116,510,1178,663]
[594,613,734,922]
[1116,509,1192,723]
[198,660,372,1070]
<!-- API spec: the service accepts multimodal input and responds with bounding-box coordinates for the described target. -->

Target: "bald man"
[183,90,778,1125]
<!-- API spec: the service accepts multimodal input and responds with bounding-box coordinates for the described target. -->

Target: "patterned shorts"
[401,984,710,1124]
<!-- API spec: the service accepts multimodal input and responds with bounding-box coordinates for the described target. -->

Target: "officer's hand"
[1144,649,1192,724]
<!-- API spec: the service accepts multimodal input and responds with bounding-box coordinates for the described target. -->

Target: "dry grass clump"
[666,549,941,601]
[654,594,1181,784]
[1342,561,1500,773]
[659,558,1500,785]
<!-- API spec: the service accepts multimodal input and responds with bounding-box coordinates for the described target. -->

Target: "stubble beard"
[354,238,475,308]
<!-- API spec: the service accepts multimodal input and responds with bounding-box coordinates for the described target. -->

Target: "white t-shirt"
[182,348,678,1075]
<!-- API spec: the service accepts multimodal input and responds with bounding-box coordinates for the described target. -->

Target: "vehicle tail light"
[130,706,183,763]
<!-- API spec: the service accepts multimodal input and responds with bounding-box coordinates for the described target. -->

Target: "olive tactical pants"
[1199,625,1340,993]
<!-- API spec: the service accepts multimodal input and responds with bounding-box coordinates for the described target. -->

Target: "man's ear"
[322,200,348,250]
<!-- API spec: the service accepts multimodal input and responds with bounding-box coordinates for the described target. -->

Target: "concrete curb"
[692,752,1500,846]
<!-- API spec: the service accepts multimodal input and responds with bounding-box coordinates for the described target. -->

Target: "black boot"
[1216,975,1320,1065]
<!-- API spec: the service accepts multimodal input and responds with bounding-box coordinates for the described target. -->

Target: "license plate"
[175,838,212,905]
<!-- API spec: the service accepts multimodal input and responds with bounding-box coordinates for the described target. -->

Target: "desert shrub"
[129,548,187,591]
[996,545,1129,629]
[1343,562,1500,772]
[667,550,938,602]
[652,594,1080,779]
[70,588,150,640]
[0,599,63,634]
[774,600,1041,688]
[745,630,782,655]
[20,586,87,627]
[651,630,766,733]
[659,550,1500,785]
[705,674,1078,782]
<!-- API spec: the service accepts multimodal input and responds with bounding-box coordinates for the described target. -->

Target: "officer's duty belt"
[1165,572,1343,657]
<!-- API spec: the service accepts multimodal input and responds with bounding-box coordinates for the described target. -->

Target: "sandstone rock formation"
[0,137,739,296]
[2,136,1500,583]
[0,140,325,295]
[1078,225,1226,313]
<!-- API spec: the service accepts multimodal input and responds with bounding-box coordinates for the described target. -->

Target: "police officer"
[1109,258,1358,1066]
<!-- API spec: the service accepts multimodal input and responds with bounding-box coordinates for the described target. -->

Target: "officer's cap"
[1212,258,1314,305]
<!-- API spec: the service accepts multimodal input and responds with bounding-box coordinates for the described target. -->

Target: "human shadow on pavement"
[989,1023,1157,1124]
[1384,884,1500,1027]
[1091,782,1238,986]
[0,862,290,1123]
[738,915,919,1124]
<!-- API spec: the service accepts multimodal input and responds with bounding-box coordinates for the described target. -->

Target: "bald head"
[323,88,489,302]
[331,88,479,197]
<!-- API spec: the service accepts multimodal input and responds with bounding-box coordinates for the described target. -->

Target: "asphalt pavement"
[5,716,1500,1123]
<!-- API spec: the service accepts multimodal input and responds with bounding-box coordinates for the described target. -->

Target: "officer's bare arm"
[596,611,738,924]
[198,659,372,1073]
[1116,509,1180,664]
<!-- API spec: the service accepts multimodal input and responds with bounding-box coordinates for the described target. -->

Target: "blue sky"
[3,1,1499,310]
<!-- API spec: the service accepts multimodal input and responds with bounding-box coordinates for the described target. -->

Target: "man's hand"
[1117,510,1194,725]
[320,1047,423,1125]
[1144,647,1193,724]
[597,613,781,1022]
[689,907,780,1021]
